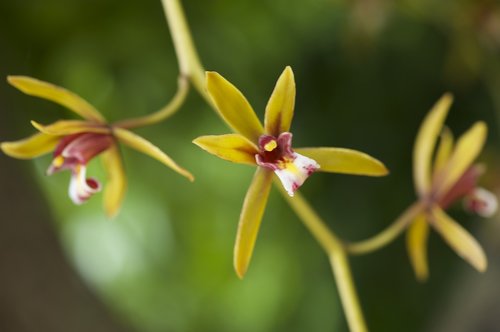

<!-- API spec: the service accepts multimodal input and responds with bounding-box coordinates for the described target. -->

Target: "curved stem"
[276,182,368,332]
[114,75,189,129]
[346,201,424,255]
[161,0,209,101]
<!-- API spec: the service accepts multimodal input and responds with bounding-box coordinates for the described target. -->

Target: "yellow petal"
[234,167,273,278]
[413,94,453,196]
[7,76,105,122]
[264,66,295,136]
[113,127,194,181]
[406,214,430,282]
[431,207,487,272]
[1,132,59,159]
[193,134,258,165]
[206,72,264,142]
[294,147,388,176]
[434,122,487,198]
[101,145,127,218]
[432,127,454,176]
[31,120,110,136]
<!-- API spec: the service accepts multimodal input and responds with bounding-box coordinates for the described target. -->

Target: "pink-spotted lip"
[463,187,498,218]
[68,165,102,205]
[47,132,114,205]
[421,164,498,218]
[255,132,320,196]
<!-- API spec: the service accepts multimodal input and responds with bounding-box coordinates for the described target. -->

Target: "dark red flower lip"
[255,132,319,196]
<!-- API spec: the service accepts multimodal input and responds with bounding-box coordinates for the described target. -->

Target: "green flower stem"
[161,0,209,101]
[276,182,368,332]
[114,75,189,129]
[345,202,424,255]
[329,250,368,332]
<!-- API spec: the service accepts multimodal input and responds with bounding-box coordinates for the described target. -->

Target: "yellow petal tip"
[378,164,390,176]
[476,256,488,273]
[365,159,389,176]
[105,210,119,220]
[0,142,9,154]
[7,75,23,85]
[205,71,219,81]
[7,75,36,92]
[415,271,429,283]
[234,262,247,280]
[441,92,454,103]
[30,120,43,131]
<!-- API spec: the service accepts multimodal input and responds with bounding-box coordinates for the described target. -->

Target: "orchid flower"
[1,76,193,218]
[407,93,497,281]
[193,67,388,278]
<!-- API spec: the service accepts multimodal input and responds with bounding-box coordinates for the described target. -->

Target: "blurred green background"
[1,0,500,331]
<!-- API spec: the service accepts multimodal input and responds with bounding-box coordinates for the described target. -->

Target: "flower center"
[264,139,277,152]
[255,132,319,196]
[48,132,114,204]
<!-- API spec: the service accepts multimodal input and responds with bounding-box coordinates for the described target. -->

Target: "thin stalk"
[279,187,341,253]
[346,201,424,255]
[114,75,189,129]
[161,0,208,101]
[330,250,368,332]
[276,182,368,332]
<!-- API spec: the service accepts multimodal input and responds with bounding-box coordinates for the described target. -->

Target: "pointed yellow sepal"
[432,127,454,176]
[434,122,487,198]
[406,214,430,282]
[113,127,194,182]
[294,147,388,176]
[7,76,105,122]
[413,93,453,196]
[31,120,110,136]
[264,66,295,136]
[101,145,127,219]
[1,132,60,159]
[193,134,258,165]
[432,207,487,273]
[234,167,273,278]
[205,72,264,143]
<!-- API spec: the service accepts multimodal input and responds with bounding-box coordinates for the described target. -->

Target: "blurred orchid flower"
[407,94,497,281]
[1,76,193,218]
[194,67,388,278]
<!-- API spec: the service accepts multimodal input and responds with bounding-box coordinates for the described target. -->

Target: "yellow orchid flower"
[1,76,193,218]
[407,93,497,281]
[193,66,388,278]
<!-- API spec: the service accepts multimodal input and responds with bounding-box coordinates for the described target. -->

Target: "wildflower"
[1,76,193,217]
[194,67,388,278]
[407,94,497,281]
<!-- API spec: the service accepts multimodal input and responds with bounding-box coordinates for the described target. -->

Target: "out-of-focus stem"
[276,182,368,332]
[330,250,368,332]
[346,202,424,255]
[114,75,189,129]
[161,0,208,101]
